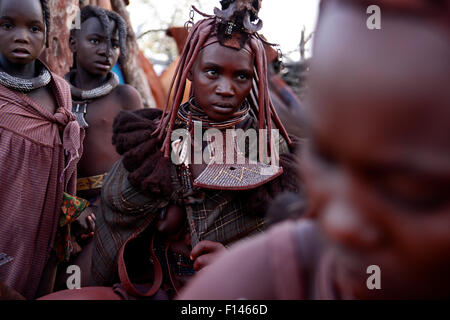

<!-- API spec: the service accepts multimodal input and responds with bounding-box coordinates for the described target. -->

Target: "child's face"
[0,0,45,65]
[71,16,120,75]
[303,3,450,299]
[188,42,254,122]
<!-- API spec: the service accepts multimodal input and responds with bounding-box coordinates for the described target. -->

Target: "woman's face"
[188,42,254,122]
[303,3,450,299]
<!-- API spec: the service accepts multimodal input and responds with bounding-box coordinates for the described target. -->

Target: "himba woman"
[178,0,450,300]
[88,0,302,299]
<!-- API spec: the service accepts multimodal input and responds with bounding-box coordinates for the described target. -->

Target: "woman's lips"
[211,104,235,114]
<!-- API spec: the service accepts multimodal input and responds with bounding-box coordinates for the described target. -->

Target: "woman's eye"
[90,39,99,44]
[206,70,218,77]
[237,74,250,81]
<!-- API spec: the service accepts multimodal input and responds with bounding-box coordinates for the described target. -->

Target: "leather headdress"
[213,0,263,49]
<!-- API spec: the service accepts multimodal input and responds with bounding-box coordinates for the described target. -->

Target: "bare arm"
[177,233,276,300]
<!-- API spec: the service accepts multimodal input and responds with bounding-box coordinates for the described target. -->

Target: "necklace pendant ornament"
[0,252,13,267]
[65,71,119,129]
[72,102,89,128]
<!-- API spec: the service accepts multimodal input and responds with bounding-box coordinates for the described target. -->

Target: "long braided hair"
[154,1,292,159]
[39,0,50,47]
[76,5,128,64]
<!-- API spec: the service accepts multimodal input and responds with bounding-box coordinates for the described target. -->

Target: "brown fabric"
[91,160,170,286]
[0,72,83,299]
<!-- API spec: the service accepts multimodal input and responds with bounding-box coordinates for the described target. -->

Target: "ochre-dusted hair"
[154,6,292,159]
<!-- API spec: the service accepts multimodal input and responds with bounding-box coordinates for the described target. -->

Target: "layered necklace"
[0,60,51,92]
[65,70,119,128]
[177,97,250,130]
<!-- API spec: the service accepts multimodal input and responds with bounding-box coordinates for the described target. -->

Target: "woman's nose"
[215,79,234,97]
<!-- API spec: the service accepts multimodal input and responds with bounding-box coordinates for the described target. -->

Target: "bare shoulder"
[113,84,144,111]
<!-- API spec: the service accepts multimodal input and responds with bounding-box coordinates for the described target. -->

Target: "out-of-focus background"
[128,0,319,73]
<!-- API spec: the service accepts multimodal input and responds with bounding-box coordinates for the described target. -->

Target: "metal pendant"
[0,252,13,266]
[72,102,89,128]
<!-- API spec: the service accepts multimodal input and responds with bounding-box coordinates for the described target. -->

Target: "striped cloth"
[0,71,83,299]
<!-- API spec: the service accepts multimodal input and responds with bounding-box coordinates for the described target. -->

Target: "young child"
[178,0,450,300]
[90,0,302,298]
[57,5,143,288]
[67,5,143,202]
[0,0,84,299]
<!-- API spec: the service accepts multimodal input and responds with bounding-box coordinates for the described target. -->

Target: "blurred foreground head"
[304,0,450,298]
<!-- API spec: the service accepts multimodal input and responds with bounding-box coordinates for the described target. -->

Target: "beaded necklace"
[65,70,119,128]
[0,61,51,92]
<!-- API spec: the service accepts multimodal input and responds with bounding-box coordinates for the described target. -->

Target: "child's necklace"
[65,70,119,128]
[0,61,51,92]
